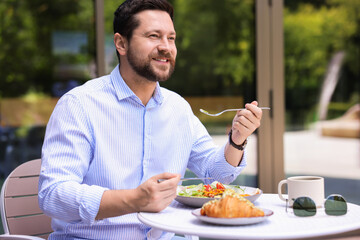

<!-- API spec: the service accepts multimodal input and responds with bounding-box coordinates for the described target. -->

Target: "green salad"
[178,181,246,198]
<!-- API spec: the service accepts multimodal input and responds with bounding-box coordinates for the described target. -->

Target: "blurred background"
[0,0,359,234]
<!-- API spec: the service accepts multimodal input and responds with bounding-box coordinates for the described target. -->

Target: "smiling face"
[125,10,177,82]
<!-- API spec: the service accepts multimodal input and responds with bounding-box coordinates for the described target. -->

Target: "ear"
[114,33,127,56]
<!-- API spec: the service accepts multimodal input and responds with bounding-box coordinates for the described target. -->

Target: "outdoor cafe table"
[137,194,360,239]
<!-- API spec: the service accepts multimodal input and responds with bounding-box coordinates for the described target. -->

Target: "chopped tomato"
[204,184,212,192]
[216,182,225,190]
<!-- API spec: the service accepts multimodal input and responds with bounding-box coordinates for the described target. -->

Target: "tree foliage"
[162,0,255,97]
[284,0,359,124]
[0,0,94,97]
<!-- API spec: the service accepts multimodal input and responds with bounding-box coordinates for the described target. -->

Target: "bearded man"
[38,0,263,239]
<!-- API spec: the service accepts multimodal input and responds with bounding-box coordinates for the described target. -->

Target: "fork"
[200,107,271,117]
[157,177,213,183]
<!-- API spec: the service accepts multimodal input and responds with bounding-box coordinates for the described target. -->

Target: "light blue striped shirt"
[38,65,247,239]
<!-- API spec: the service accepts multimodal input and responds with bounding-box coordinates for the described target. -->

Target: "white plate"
[191,208,273,225]
[175,185,262,208]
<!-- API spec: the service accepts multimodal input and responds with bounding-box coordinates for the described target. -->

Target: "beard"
[126,45,175,82]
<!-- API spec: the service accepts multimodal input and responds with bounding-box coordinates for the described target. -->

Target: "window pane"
[284,0,360,204]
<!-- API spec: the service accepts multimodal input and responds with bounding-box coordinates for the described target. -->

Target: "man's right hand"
[133,172,181,212]
[96,172,180,220]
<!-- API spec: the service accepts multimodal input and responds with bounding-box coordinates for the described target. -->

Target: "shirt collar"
[152,82,164,105]
[110,65,164,105]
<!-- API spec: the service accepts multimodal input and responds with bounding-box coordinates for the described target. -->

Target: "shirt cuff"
[79,185,108,225]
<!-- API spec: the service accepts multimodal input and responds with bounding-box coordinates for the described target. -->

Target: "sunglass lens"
[325,194,347,216]
[293,197,316,217]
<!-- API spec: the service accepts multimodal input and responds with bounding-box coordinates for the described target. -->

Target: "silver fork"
[200,107,271,117]
[157,177,213,183]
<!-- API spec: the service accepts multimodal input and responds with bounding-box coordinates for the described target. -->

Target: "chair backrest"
[0,159,52,239]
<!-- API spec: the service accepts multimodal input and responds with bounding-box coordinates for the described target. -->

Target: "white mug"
[278,176,325,207]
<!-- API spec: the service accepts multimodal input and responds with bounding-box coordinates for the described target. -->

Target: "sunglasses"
[286,194,347,217]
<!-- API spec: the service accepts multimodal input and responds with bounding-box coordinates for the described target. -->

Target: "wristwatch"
[228,129,247,151]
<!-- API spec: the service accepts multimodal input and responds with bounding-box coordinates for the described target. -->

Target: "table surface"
[137,194,360,239]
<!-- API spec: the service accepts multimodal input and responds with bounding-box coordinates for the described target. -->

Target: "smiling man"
[114,8,177,105]
[118,10,176,83]
[38,0,264,239]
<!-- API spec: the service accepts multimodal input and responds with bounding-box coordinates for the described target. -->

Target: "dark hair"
[113,0,174,63]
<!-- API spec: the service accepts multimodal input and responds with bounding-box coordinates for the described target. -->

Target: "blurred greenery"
[165,0,255,98]
[284,0,360,128]
[0,0,359,129]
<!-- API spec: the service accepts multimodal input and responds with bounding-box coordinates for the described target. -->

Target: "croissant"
[200,189,264,218]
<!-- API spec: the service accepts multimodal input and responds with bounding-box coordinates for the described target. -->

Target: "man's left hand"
[230,101,263,146]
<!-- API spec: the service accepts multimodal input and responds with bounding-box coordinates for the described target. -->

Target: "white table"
[138,194,360,239]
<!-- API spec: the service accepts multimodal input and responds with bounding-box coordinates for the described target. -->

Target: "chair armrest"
[0,234,45,240]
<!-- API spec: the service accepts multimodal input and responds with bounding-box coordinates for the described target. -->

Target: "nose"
[157,37,171,52]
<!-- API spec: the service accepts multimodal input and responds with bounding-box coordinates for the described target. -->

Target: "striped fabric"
[38,65,247,239]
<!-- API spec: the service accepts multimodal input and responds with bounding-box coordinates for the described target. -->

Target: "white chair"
[0,159,52,239]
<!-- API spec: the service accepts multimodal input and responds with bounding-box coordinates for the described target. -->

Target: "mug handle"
[278,179,288,202]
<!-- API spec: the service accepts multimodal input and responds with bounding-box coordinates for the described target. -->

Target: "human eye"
[148,33,160,39]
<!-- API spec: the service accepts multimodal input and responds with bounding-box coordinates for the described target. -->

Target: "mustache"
[152,51,173,60]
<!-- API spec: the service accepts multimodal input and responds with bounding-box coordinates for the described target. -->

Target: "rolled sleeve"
[79,185,107,225]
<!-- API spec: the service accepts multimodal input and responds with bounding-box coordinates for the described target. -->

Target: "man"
[38,0,263,239]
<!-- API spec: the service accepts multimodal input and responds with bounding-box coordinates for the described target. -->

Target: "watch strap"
[228,129,247,151]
